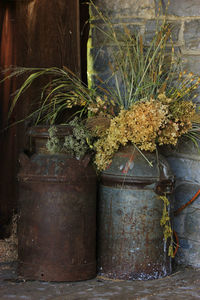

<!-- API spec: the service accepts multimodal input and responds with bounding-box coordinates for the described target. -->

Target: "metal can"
[18,126,97,281]
[163,140,200,267]
[98,145,174,280]
[174,182,200,267]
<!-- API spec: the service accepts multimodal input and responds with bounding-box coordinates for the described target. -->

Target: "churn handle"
[81,154,91,168]
[18,152,30,168]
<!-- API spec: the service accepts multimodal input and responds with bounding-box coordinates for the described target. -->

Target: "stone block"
[160,0,200,17]
[92,23,142,48]
[93,0,155,18]
[91,47,110,73]
[145,20,181,44]
[182,55,200,76]
[184,20,200,50]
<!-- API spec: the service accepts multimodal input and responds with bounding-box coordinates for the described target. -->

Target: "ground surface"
[0,262,200,300]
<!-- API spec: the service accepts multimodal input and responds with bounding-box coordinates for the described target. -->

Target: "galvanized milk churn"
[98,145,174,280]
[174,182,200,267]
[163,140,200,267]
[17,126,97,281]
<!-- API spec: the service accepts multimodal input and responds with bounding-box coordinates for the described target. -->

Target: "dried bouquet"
[85,3,200,171]
[4,2,200,167]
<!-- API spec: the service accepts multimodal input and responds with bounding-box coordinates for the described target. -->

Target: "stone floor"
[0,262,200,300]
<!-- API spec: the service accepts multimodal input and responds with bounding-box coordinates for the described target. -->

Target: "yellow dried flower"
[170,100,196,123]
[179,72,183,79]
[157,93,172,104]
[125,99,168,151]
[94,96,197,171]
[94,110,128,170]
[158,121,179,146]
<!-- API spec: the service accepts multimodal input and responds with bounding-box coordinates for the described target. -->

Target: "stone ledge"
[160,0,200,17]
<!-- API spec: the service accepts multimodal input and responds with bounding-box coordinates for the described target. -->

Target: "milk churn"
[97,145,174,280]
[17,126,97,281]
[163,140,200,267]
[174,182,200,267]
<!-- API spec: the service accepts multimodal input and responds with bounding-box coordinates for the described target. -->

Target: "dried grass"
[0,215,18,263]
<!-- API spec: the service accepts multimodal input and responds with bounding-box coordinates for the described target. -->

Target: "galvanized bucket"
[97,145,174,280]
[17,126,97,282]
[163,140,200,267]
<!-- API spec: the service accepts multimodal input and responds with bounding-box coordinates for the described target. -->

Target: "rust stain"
[122,154,135,174]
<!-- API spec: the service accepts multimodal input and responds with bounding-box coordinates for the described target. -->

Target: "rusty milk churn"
[17,126,97,281]
[97,145,174,280]
[163,140,200,267]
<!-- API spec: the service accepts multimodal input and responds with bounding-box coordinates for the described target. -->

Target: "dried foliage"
[46,118,92,159]
[94,95,196,170]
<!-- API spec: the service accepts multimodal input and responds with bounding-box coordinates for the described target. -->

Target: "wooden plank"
[15,0,80,72]
[14,0,81,121]
[0,0,81,237]
[0,4,18,238]
[80,0,89,83]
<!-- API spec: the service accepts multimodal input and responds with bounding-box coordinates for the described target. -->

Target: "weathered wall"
[91,0,200,88]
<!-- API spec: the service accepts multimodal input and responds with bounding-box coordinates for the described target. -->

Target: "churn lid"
[102,145,174,184]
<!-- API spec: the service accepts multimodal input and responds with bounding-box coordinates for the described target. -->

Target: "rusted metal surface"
[27,125,73,154]
[17,126,97,282]
[98,145,174,280]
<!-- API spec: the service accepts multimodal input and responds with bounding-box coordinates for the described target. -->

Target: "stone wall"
[90,0,200,97]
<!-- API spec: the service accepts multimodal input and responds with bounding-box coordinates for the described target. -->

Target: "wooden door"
[0,1,17,238]
[0,0,85,237]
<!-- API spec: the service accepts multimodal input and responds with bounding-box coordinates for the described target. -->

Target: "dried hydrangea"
[46,126,62,154]
[63,117,92,160]
[94,95,196,171]
[158,100,196,145]
[125,99,169,151]
[94,110,128,170]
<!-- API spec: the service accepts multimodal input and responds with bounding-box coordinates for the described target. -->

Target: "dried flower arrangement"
[85,3,200,171]
[4,2,200,165]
